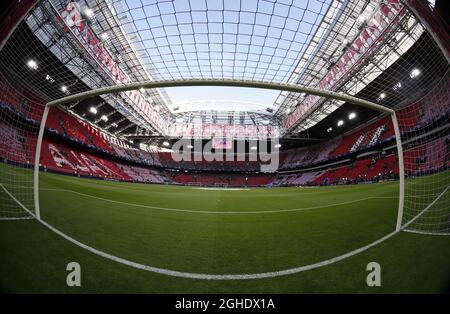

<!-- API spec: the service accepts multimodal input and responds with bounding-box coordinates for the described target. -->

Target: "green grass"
[0,165,449,293]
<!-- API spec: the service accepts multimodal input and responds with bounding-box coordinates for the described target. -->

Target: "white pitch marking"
[0,183,447,280]
[39,187,397,214]
[403,229,450,236]
[5,180,394,198]
[0,216,34,221]
[193,187,248,191]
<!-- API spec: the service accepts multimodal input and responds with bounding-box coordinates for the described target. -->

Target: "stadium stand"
[47,108,114,152]
[117,164,166,184]
[280,138,341,170]
[329,116,394,158]
[0,120,31,164]
[0,68,448,188]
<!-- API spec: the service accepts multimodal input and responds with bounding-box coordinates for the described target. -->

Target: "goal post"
[36,79,405,227]
[33,104,49,220]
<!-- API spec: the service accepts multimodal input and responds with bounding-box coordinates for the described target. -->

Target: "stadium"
[0,0,448,294]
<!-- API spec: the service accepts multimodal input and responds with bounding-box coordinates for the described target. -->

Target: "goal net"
[0,72,41,220]
[396,69,450,235]
[0,0,448,237]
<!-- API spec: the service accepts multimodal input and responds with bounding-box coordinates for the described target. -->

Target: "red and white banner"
[59,2,165,132]
[283,0,405,130]
[77,119,133,149]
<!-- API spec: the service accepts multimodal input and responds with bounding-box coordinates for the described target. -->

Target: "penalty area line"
[0,216,34,221]
[39,187,397,214]
[0,182,401,280]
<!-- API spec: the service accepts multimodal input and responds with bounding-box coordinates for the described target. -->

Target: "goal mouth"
[0,0,448,290]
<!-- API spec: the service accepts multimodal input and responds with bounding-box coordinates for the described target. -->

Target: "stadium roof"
[81,0,424,129]
[273,0,425,134]
[273,0,380,121]
[3,0,442,143]
[89,0,333,104]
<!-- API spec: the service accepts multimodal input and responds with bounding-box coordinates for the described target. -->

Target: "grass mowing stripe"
[40,187,398,214]
[1,177,447,282]
[0,182,400,280]
[38,170,399,196]
[1,182,401,280]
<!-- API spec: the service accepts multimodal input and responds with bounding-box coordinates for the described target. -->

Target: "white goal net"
[397,70,450,235]
[0,72,41,220]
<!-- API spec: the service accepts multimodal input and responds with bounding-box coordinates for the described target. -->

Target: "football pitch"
[0,168,449,293]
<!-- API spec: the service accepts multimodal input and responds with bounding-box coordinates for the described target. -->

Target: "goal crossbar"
[46,79,394,114]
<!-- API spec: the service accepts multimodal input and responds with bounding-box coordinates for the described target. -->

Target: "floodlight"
[410,68,421,79]
[26,59,38,70]
[84,8,94,18]
[393,82,402,91]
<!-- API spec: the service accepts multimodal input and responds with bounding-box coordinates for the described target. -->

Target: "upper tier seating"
[117,164,166,183]
[280,138,341,170]
[329,116,394,158]
[404,137,448,175]
[397,74,450,133]
[0,75,44,122]
[0,74,448,184]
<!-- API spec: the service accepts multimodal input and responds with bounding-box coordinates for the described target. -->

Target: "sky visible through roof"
[120,0,331,112]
